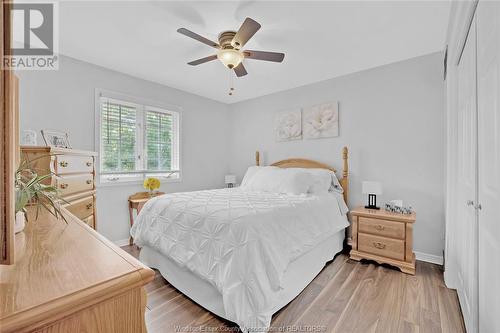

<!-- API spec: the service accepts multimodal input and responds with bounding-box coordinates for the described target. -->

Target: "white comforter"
[130,188,349,332]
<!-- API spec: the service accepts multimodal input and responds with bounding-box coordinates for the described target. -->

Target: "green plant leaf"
[15,153,68,224]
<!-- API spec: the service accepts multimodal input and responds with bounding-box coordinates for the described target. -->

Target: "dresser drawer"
[358,217,405,239]
[358,233,405,261]
[54,155,94,175]
[65,195,94,220]
[56,174,94,196]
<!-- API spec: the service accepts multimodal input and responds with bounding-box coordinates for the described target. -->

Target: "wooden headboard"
[255,147,349,204]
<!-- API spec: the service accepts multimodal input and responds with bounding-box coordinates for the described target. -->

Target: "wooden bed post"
[255,151,260,166]
[340,146,349,205]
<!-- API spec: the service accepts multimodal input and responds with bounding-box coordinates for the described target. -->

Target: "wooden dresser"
[0,207,154,332]
[20,146,97,229]
[349,207,416,275]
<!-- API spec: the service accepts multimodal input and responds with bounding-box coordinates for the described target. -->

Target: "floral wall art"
[302,102,339,139]
[274,109,302,142]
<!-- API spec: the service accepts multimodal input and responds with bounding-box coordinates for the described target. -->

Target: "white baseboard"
[114,238,130,247]
[415,251,443,265]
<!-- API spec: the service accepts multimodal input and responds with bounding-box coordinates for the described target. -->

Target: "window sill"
[96,177,182,188]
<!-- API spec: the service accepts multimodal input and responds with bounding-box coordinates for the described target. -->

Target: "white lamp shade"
[225,174,236,184]
[362,181,382,195]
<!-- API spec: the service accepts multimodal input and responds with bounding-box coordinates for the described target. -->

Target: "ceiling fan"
[177,17,285,77]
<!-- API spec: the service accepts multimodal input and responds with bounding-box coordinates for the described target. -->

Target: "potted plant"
[15,156,67,233]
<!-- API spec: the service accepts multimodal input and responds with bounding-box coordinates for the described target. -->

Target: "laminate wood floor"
[122,245,465,333]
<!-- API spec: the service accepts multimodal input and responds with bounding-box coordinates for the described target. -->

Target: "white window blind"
[101,98,137,173]
[98,94,180,184]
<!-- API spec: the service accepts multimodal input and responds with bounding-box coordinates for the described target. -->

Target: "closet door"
[477,2,500,332]
[456,15,478,333]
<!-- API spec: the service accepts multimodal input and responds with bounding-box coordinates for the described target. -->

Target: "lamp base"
[365,194,380,210]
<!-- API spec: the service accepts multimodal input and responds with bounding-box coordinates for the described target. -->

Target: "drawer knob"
[60,183,68,189]
[375,224,385,231]
[373,242,386,249]
[86,162,92,167]
[86,203,93,210]
[59,161,68,167]
[86,179,93,185]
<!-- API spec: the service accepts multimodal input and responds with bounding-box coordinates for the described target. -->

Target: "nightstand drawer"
[358,233,404,261]
[358,217,405,239]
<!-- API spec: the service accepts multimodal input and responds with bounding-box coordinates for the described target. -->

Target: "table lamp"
[362,181,382,210]
[225,174,236,188]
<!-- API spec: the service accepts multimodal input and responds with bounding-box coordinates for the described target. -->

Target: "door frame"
[1,0,16,265]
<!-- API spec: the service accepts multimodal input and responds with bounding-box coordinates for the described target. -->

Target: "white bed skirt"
[139,229,345,322]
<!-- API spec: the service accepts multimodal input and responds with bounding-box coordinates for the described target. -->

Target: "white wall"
[228,52,445,258]
[18,55,231,242]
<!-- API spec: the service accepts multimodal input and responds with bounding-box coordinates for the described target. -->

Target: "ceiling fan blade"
[243,50,285,62]
[233,63,248,77]
[177,28,220,49]
[187,55,218,66]
[232,17,261,49]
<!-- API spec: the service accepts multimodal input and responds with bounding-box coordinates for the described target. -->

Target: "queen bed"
[131,147,350,332]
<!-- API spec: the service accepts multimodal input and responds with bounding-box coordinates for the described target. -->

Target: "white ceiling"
[59,1,450,104]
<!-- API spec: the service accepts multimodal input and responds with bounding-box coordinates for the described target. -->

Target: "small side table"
[128,191,165,245]
[349,206,416,275]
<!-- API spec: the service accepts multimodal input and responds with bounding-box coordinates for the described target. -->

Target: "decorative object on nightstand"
[362,181,382,210]
[385,200,413,215]
[143,177,161,197]
[349,206,416,275]
[225,174,237,188]
[128,191,165,245]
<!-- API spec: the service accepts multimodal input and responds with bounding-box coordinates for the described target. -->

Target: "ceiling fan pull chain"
[231,70,235,95]
[228,69,235,96]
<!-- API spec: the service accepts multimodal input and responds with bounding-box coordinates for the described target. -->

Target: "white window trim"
[94,88,183,187]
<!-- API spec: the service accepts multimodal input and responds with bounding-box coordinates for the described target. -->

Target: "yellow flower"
[143,177,160,191]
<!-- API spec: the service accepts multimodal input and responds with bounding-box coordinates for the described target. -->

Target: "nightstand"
[128,191,165,245]
[349,206,416,275]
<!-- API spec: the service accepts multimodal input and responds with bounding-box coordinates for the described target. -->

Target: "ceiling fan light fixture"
[217,49,243,69]
[178,17,284,79]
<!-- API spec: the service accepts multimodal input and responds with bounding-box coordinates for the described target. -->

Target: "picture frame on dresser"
[41,129,72,149]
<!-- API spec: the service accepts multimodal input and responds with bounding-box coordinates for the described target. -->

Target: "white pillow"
[288,168,344,194]
[242,167,311,194]
[240,166,278,187]
[303,169,332,193]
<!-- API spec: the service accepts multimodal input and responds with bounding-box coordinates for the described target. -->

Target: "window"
[97,92,180,184]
